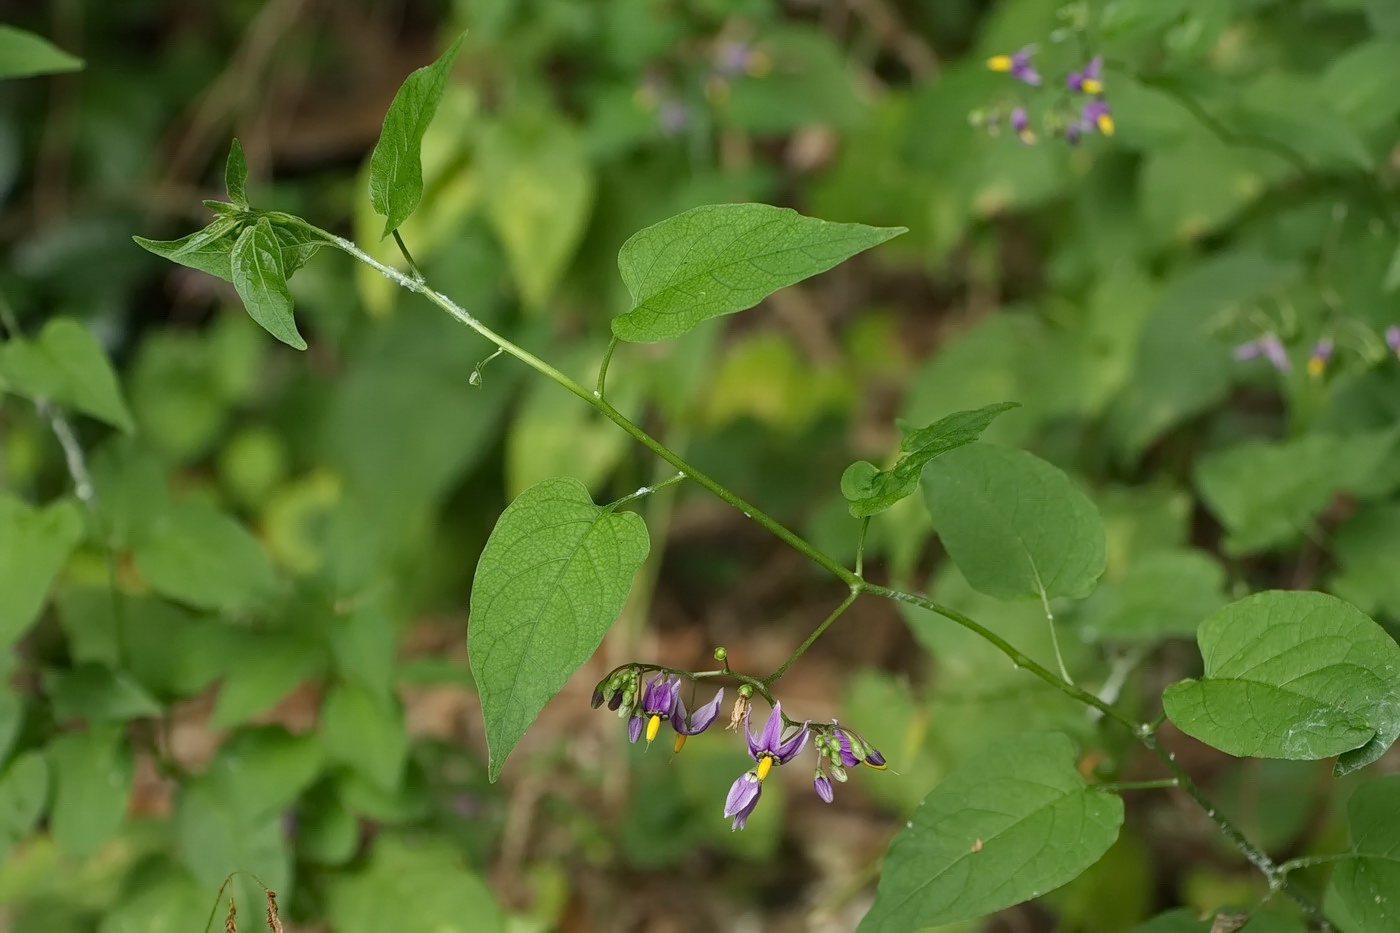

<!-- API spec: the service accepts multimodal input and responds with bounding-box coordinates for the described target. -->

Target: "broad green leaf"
[231,217,306,349]
[1327,776,1400,933]
[224,138,248,208]
[1320,40,1400,136]
[0,24,82,78]
[1229,74,1372,170]
[0,496,83,648]
[1076,549,1226,642]
[46,724,132,858]
[368,33,465,237]
[133,215,240,282]
[98,863,208,933]
[469,477,649,780]
[0,752,48,855]
[133,500,276,611]
[860,732,1123,931]
[1367,0,1400,38]
[1195,431,1396,556]
[175,778,291,922]
[1330,503,1400,619]
[480,113,595,311]
[611,203,905,343]
[321,681,407,792]
[1162,591,1400,770]
[211,631,325,728]
[42,664,162,722]
[921,443,1105,601]
[204,727,325,824]
[1128,909,1209,933]
[0,317,135,431]
[327,836,504,933]
[0,687,20,762]
[841,402,1019,518]
[298,780,359,866]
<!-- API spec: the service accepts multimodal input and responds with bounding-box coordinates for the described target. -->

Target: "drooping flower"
[671,687,724,752]
[987,46,1041,86]
[1235,333,1291,372]
[1010,107,1037,145]
[1067,57,1104,95]
[632,674,682,745]
[1080,99,1114,136]
[1386,325,1400,357]
[813,771,834,803]
[1307,338,1334,378]
[745,702,809,781]
[724,771,762,831]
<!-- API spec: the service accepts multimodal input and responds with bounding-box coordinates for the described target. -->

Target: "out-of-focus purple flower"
[724,771,762,831]
[1386,325,1400,357]
[658,99,689,136]
[987,46,1041,86]
[1235,334,1291,372]
[1010,107,1037,145]
[1307,338,1334,377]
[1068,57,1104,95]
[745,702,809,781]
[671,687,724,752]
[716,40,754,76]
[813,771,834,803]
[1081,99,1114,136]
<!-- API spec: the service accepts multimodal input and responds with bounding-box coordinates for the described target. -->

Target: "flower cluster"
[594,668,887,832]
[985,46,1114,146]
[1232,326,1400,378]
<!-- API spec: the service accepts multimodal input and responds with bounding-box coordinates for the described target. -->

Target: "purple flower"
[813,771,834,803]
[1235,333,1291,372]
[633,674,682,745]
[1386,325,1400,357]
[1080,99,1114,136]
[1307,338,1334,377]
[745,702,809,781]
[1010,107,1037,145]
[671,687,724,752]
[724,771,762,831]
[987,46,1041,86]
[658,99,688,137]
[1068,57,1104,95]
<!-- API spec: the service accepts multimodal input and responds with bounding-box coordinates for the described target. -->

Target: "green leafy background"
[2,1,1399,931]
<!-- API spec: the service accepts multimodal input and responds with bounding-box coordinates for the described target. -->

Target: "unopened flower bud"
[591,687,605,709]
[713,646,727,661]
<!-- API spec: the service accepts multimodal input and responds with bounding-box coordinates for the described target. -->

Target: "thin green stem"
[1278,853,1355,876]
[1091,778,1179,792]
[391,229,425,281]
[295,218,859,588]
[854,516,870,579]
[763,591,859,686]
[596,335,620,399]
[605,472,688,510]
[860,582,1140,731]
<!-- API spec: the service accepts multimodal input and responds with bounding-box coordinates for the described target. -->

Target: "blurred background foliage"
[1,0,1398,930]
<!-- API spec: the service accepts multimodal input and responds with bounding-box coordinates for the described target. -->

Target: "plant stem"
[1091,778,1179,792]
[596,335,620,399]
[763,591,859,686]
[391,229,425,280]
[854,516,870,579]
[606,472,688,510]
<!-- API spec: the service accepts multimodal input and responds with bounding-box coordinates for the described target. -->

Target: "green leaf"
[0,317,135,431]
[921,443,1105,601]
[204,727,325,824]
[43,664,163,722]
[841,402,1019,518]
[1194,431,1396,556]
[46,724,133,858]
[860,732,1123,931]
[1076,549,1226,643]
[175,778,291,920]
[133,216,239,283]
[480,113,595,311]
[133,500,276,611]
[1128,910,1209,933]
[231,217,306,349]
[0,687,20,763]
[1162,591,1400,770]
[0,752,48,856]
[224,138,249,208]
[0,24,82,78]
[211,632,325,728]
[1367,0,1400,38]
[368,33,466,237]
[321,681,407,792]
[0,496,83,648]
[611,203,906,343]
[1327,776,1400,933]
[327,836,504,933]
[469,477,649,780]
[98,863,208,933]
